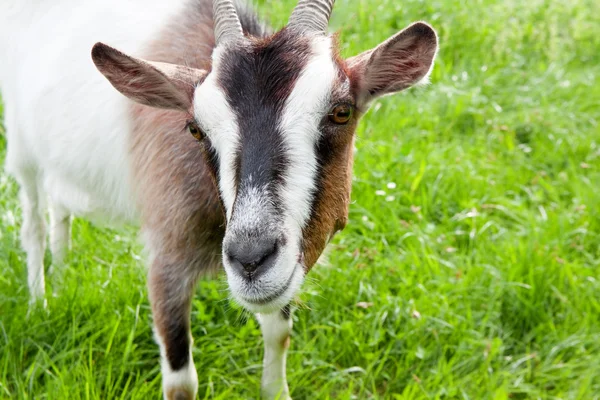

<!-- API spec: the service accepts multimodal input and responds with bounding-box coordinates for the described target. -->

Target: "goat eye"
[328,104,353,125]
[188,122,204,141]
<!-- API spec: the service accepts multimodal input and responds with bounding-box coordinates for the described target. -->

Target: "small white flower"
[3,211,16,227]
[387,182,397,189]
[375,190,386,196]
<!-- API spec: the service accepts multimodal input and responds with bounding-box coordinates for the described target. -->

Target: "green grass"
[1,0,599,398]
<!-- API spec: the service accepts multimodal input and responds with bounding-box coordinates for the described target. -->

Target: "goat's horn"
[213,0,243,45]
[288,0,335,34]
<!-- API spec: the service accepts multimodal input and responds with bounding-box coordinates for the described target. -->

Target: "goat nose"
[225,236,279,275]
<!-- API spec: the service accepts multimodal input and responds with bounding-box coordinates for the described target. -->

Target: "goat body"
[1,1,258,397]
[0,1,438,398]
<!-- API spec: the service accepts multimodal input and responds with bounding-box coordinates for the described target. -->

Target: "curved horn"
[213,0,243,45]
[288,0,335,34]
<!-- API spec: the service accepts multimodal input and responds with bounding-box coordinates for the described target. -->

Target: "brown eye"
[188,122,204,141]
[328,104,353,125]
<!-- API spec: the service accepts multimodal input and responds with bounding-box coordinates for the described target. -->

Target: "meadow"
[1,0,599,398]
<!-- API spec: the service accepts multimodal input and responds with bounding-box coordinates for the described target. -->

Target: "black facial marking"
[200,141,226,214]
[217,28,312,215]
[306,122,334,226]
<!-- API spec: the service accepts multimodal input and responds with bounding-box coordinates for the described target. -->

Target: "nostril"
[241,261,258,273]
[254,242,277,267]
[225,237,279,275]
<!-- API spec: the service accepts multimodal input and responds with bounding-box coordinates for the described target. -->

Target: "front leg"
[149,259,199,400]
[257,306,293,400]
[48,201,71,272]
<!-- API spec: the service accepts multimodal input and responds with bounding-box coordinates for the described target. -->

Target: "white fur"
[193,47,241,222]
[219,184,303,313]
[19,180,47,304]
[1,0,188,226]
[278,36,336,233]
[48,201,71,271]
[155,330,199,399]
[257,311,293,400]
[230,256,304,314]
[228,184,273,229]
[0,0,189,301]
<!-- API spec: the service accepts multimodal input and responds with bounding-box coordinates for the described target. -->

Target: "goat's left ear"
[347,22,438,109]
[92,42,207,111]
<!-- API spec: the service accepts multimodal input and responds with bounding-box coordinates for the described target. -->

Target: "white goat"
[0,0,438,398]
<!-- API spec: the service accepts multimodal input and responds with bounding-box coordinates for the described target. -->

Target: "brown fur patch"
[166,388,194,400]
[301,121,356,270]
[282,335,291,350]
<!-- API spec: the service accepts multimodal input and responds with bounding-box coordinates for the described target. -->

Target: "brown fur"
[301,125,356,269]
[129,0,226,376]
[282,335,291,350]
[166,388,194,400]
[300,50,359,270]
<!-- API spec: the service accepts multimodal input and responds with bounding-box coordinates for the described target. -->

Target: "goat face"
[192,29,354,312]
[92,6,438,313]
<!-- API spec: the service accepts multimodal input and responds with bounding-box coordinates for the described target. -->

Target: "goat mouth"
[242,265,298,305]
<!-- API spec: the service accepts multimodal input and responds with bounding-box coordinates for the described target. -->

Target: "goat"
[0,0,438,398]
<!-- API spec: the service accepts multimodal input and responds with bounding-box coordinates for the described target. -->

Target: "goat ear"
[91,42,207,111]
[347,22,438,109]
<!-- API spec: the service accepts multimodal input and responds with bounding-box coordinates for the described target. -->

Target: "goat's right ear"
[346,22,438,110]
[91,42,207,111]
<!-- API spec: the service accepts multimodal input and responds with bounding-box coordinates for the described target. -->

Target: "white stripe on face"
[193,47,239,221]
[278,36,336,238]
